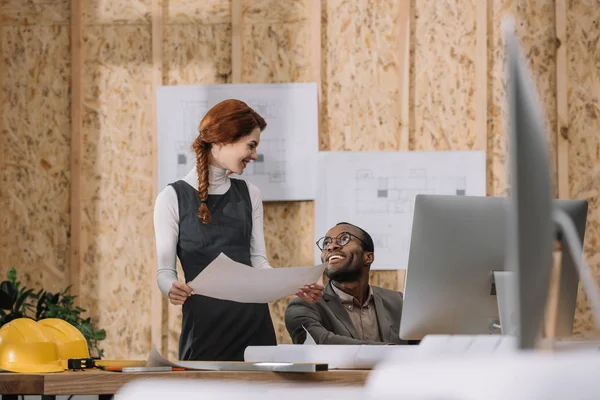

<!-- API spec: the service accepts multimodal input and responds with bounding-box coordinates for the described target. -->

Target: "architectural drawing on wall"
[371,233,393,254]
[244,138,286,183]
[174,100,209,178]
[247,99,280,120]
[356,169,468,215]
[315,151,486,270]
[157,83,318,199]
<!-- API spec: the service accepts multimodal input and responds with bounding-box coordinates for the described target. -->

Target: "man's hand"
[168,281,194,305]
[296,283,325,304]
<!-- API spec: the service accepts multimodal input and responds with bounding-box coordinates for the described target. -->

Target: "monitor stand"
[492,271,519,335]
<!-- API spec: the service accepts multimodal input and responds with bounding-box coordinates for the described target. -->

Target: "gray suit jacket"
[285,281,409,345]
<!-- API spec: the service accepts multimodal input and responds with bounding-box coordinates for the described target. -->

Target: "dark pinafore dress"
[170,178,277,361]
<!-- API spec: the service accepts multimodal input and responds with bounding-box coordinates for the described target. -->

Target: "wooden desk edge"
[0,369,370,395]
[0,374,45,395]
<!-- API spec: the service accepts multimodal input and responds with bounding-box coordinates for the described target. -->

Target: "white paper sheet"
[315,151,486,270]
[188,253,326,303]
[157,83,319,201]
[244,344,421,369]
[146,344,325,372]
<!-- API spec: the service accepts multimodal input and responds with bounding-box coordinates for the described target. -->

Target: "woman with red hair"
[154,99,324,361]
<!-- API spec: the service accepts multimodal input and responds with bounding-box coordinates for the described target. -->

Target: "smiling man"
[284,222,409,345]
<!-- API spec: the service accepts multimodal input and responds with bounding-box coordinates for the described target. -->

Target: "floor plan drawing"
[356,168,468,215]
[247,99,280,120]
[244,138,286,183]
[157,83,318,200]
[315,151,486,270]
[174,100,209,178]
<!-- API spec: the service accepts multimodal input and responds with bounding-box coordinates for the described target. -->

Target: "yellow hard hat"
[38,318,90,369]
[0,318,63,373]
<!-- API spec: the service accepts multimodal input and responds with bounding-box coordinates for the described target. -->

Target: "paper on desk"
[147,344,249,371]
[146,344,325,372]
[188,253,326,303]
[244,345,422,369]
[147,344,182,368]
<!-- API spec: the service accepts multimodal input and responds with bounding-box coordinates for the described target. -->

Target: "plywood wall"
[2,0,600,361]
[567,0,600,336]
[80,2,155,359]
[0,3,71,294]
[241,0,315,346]
[488,0,557,197]
[411,0,478,152]
[163,0,233,360]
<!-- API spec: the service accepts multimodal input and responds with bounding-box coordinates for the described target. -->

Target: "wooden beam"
[151,0,165,354]
[310,0,322,283]
[550,1,569,342]
[544,250,563,340]
[556,0,569,199]
[0,13,3,217]
[231,0,242,83]
[396,0,411,291]
[70,0,84,298]
[397,270,406,293]
[475,0,490,152]
[398,0,411,152]
[310,0,321,114]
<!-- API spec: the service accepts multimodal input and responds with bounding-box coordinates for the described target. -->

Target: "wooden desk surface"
[0,369,370,395]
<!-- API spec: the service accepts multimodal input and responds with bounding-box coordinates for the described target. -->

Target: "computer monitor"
[504,18,555,350]
[398,194,587,342]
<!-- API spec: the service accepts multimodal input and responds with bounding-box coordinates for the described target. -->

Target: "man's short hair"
[335,222,375,252]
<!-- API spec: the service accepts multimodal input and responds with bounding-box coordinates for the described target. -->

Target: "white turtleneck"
[153,165,272,297]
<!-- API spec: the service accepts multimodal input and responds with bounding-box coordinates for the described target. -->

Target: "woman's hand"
[296,283,325,304]
[168,281,194,305]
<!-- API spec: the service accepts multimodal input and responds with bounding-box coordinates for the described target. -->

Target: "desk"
[0,369,369,398]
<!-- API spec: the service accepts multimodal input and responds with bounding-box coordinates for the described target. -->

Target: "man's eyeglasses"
[316,232,367,251]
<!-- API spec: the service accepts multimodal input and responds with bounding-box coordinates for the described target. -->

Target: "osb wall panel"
[0,25,71,294]
[163,21,232,360]
[323,0,402,152]
[516,0,557,191]
[242,23,312,84]
[81,26,154,359]
[488,0,511,197]
[410,0,477,152]
[166,263,185,360]
[163,24,232,85]
[242,0,310,24]
[322,0,404,317]
[167,0,230,25]
[567,0,600,336]
[488,0,557,196]
[242,13,315,345]
[0,0,69,25]
[85,0,151,25]
[264,202,315,344]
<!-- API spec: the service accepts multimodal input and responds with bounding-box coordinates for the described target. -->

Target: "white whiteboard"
[156,83,319,201]
[315,151,487,270]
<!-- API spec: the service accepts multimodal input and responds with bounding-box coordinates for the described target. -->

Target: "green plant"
[0,268,37,325]
[0,268,106,358]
